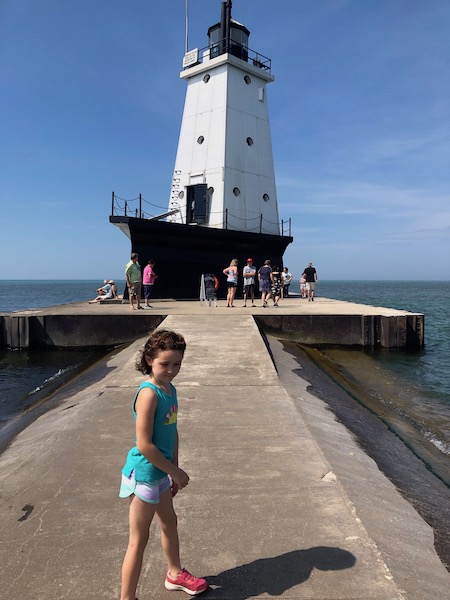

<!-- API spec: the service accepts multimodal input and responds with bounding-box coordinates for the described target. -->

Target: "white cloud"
[361,133,448,162]
[279,178,449,221]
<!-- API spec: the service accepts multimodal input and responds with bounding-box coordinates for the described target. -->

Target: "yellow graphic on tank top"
[164,404,177,425]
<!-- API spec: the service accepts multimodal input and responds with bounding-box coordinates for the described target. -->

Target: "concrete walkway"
[0,315,448,599]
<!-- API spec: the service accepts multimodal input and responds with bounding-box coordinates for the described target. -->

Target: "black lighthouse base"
[110,216,293,299]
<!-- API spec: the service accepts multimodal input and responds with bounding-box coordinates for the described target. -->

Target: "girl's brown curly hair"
[136,329,186,374]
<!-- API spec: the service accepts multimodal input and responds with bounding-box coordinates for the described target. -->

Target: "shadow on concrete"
[204,546,356,598]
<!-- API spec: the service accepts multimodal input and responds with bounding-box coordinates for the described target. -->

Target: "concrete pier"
[0,296,424,350]
[0,314,447,600]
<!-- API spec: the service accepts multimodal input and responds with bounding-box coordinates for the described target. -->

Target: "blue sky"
[1,0,449,281]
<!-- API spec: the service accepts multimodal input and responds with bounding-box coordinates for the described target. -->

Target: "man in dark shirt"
[303,262,318,302]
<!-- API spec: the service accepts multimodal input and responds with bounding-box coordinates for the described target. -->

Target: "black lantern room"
[208,1,250,61]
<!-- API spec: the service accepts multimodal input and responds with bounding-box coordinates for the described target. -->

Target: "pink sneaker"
[164,568,208,595]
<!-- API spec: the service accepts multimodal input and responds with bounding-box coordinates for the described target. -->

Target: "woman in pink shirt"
[143,260,158,308]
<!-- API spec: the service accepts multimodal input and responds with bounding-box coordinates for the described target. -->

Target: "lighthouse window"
[203,74,210,83]
[178,191,184,199]
[244,75,251,85]
[197,136,205,144]
[263,193,270,202]
[233,187,241,196]
[246,137,253,146]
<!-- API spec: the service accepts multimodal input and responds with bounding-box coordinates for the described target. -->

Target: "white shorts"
[119,471,170,504]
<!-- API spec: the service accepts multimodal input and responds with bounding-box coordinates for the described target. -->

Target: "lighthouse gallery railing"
[111,192,291,237]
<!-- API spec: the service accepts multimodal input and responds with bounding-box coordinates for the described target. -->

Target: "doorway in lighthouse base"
[186,184,208,224]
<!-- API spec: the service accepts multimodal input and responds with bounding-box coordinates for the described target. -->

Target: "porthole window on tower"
[263,193,270,202]
[244,75,251,85]
[203,74,210,83]
[178,191,184,199]
[246,137,253,146]
[207,187,214,195]
[233,187,241,196]
[197,136,205,144]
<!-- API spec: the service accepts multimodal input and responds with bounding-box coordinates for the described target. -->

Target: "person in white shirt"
[242,258,257,307]
[281,267,293,298]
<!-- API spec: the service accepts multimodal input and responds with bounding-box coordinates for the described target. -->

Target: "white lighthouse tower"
[168,1,280,236]
[110,0,292,298]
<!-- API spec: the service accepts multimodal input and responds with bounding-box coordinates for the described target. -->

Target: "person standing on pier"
[300,272,307,298]
[119,329,208,598]
[270,266,283,307]
[258,260,272,307]
[304,262,318,302]
[242,258,257,307]
[281,267,293,297]
[143,260,158,308]
[223,259,239,307]
[126,253,142,310]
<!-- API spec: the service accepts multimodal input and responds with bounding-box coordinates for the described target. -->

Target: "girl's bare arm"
[135,389,189,488]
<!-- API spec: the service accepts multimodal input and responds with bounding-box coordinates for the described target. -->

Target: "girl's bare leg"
[156,488,182,578]
[121,496,157,600]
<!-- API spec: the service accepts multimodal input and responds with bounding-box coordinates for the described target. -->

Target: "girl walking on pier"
[119,329,208,599]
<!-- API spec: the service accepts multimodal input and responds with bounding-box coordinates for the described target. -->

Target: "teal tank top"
[122,381,178,482]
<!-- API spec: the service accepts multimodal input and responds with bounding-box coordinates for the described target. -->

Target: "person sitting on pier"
[109,280,118,298]
[88,280,114,303]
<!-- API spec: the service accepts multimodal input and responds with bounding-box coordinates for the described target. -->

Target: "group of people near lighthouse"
[93,252,318,308]
[222,258,311,308]
[125,254,158,310]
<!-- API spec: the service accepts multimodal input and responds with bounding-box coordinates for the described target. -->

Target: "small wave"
[387,401,450,457]
[27,366,74,397]
[423,430,450,456]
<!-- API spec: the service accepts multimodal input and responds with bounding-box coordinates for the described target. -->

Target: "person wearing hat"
[258,260,272,307]
[303,262,318,302]
[109,280,118,299]
[242,258,257,307]
[88,280,115,303]
[125,252,142,310]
